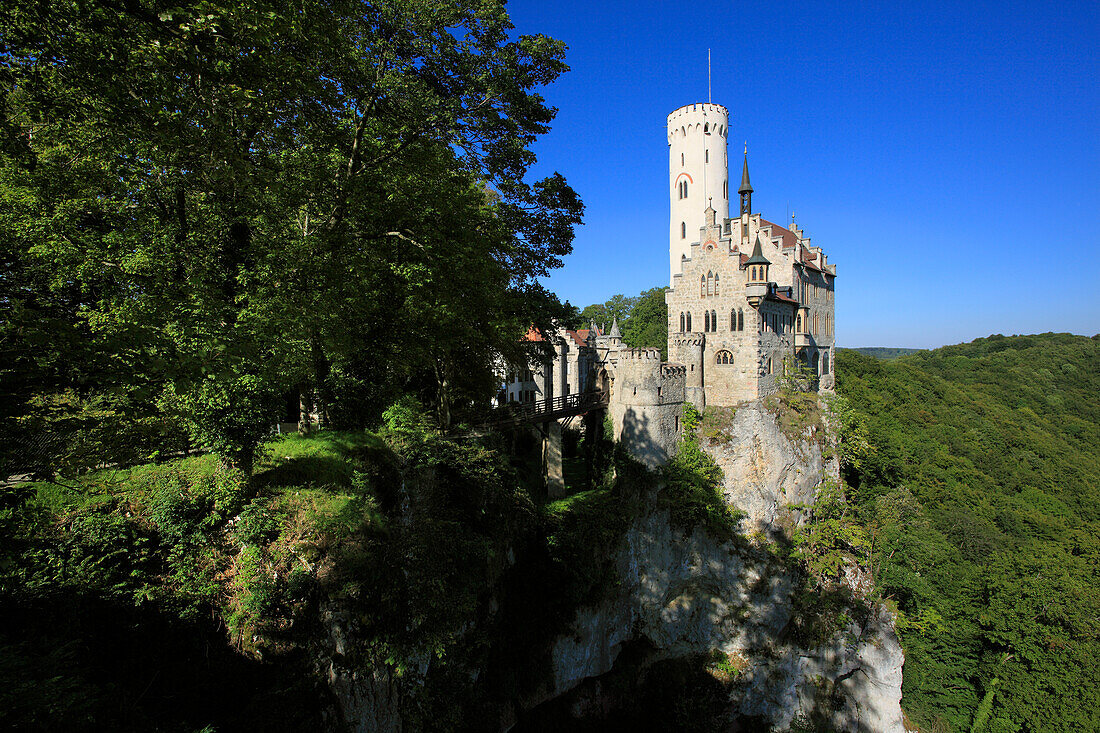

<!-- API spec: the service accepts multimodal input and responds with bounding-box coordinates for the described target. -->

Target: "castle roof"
[761,219,798,249]
[767,289,800,305]
[739,153,753,195]
[745,236,771,266]
[609,317,622,339]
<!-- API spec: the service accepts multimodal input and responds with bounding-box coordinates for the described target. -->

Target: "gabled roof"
[760,219,798,249]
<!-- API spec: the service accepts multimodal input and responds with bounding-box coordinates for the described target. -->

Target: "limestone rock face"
[706,401,831,535]
[543,401,906,732]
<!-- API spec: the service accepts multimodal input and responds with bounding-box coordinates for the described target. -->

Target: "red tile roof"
[768,290,800,305]
[761,219,798,249]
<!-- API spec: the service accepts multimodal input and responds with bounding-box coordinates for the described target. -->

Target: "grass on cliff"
[661,404,743,543]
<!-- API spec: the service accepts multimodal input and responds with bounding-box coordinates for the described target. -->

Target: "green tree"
[1,0,581,472]
[621,286,668,358]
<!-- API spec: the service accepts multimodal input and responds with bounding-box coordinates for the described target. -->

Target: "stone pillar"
[544,420,565,499]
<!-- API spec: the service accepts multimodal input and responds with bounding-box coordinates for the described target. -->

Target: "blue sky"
[507,0,1100,348]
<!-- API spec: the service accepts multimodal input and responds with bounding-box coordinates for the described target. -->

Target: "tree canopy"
[835,333,1100,732]
[0,0,582,474]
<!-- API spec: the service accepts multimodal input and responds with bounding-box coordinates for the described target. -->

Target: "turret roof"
[738,153,753,195]
[745,235,771,266]
[609,317,621,339]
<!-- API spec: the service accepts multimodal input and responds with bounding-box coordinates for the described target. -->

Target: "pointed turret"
[745,235,770,267]
[745,234,770,306]
[739,145,753,242]
[609,316,622,341]
[738,149,753,196]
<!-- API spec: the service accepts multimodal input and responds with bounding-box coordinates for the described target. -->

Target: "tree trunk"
[434,358,452,431]
[298,385,311,435]
[310,332,332,429]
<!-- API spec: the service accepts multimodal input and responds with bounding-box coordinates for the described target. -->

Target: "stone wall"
[608,348,683,468]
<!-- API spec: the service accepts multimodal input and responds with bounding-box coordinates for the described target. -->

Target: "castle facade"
[664,103,836,407]
[505,102,836,467]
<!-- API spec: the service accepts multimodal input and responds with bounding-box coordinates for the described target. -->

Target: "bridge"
[476,389,610,500]
[483,389,608,429]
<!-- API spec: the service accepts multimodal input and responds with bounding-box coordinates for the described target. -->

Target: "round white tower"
[668,103,729,285]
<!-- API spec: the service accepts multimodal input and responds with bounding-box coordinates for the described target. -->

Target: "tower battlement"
[619,347,662,361]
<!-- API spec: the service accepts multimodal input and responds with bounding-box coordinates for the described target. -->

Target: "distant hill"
[835,333,1100,732]
[849,346,922,360]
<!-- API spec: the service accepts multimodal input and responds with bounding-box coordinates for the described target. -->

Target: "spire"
[738,145,753,195]
[746,234,771,266]
[609,316,621,340]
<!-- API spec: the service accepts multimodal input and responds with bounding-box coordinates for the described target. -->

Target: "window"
[685,312,692,331]
[796,313,802,332]
[738,309,744,332]
[751,266,757,280]
[704,310,711,332]
[730,309,736,331]
[716,350,733,364]
[823,352,830,375]
[680,312,685,332]
[707,271,713,296]
[714,274,720,296]
[700,275,706,297]
[711,310,717,331]
[723,180,728,198]
[681,152,684,166]
[681,222,686,239]
[705,149,709,163]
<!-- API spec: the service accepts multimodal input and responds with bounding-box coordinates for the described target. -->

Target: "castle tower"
[738,147,753,245]
[668,103,729,284]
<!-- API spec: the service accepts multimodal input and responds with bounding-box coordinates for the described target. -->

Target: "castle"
[503,102,836,468]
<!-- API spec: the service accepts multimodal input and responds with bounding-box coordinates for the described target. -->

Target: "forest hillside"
[835,333,1100,732]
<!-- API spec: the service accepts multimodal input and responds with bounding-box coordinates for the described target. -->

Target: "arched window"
[681,126,686,137]
[714,274,720,295]
[711,310,717,331]
[680,312,685,332]
[706,271,713,296]
[751,266,757,280]
[681,222,686,239]
[716,350,733,365]
[723,180,728,198]
[823,352,830,375]
[730,309,736,331]
[704,310,710,332]
[738,308,744,331]
[812,352,820,376]
[681,152,684,166]
[796,313,802,332]
[685,312,692,331]
[700,275,706,297]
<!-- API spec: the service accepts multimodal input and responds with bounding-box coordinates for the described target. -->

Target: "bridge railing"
[484,389,608,428]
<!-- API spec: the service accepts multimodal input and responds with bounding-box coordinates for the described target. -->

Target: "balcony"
[795,332,813,348]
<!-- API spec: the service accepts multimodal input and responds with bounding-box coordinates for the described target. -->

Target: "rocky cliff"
[321,399,905,731]
[530,400,905,732]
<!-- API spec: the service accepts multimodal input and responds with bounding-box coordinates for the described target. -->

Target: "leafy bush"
[661,404,742,542]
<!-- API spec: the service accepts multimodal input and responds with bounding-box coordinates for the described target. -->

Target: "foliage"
[579,286,670,359]
[791,481,868,587]
[1,0,582,472]
[850,347,922,360]
[763,388,825,447]
[662,403,742,542]
[835,334,1100,732]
